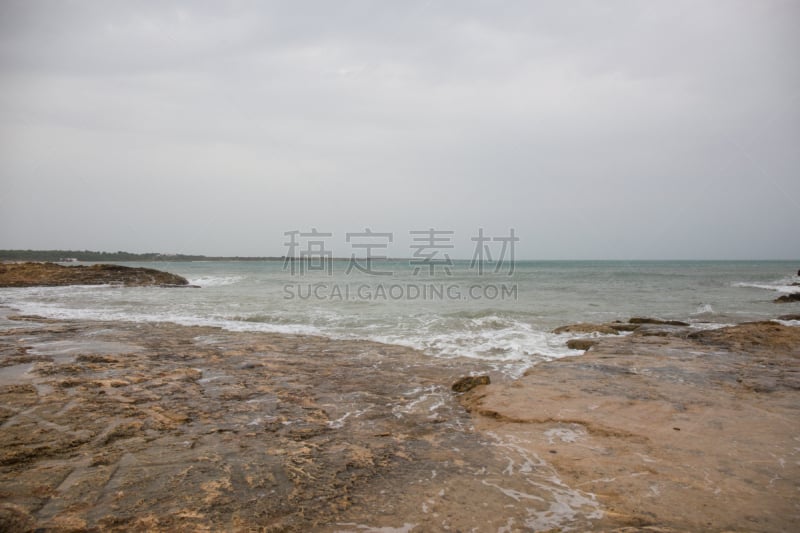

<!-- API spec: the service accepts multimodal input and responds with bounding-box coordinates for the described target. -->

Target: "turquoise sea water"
[2,260,798,373]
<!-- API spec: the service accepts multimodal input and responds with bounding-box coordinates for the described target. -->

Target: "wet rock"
[632,324,693,338]
[566,339,596,350]
[2,316,570,532]
[452,375,490,392]
[463,320,800,532]
[0,503,36,533]
[775,293,800,303]
[778,314,800,321]
[552,323,619,335]
[4,311,797,533]
[688,321,800,353]
[0,262,189,287]
[608,322,640,332]
[629,317,689,326]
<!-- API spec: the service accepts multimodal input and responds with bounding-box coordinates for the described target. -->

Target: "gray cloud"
[1,0,798,258]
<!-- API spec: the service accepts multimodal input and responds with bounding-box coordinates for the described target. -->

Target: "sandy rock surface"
[1,309,798,531]
[463,321,800,531]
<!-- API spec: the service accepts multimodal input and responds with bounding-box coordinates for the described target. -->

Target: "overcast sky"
[1,1,798,259]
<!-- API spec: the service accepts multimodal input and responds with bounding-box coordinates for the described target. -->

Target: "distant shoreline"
[2,251,799,263]
[0,250,284,262]
[0,250,408,263]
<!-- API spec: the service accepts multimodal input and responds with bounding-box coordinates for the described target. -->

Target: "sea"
[2,260,798,375]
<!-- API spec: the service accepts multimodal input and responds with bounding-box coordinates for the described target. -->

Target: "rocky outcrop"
[0,262,190,287]
[687,320,800,353]
[628,317,689,326]
[462,321,800,531]
[3,310,798,532]
[555,318,693,350]
[552,323,619,335]
[566,338,596,350]
[778,314,800,320]
[775,292,800,303]
[553,318,690,337]
[0,313,589,532]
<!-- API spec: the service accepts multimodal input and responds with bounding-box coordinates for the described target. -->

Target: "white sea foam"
[484,431,603,530]
[733,278,800,294]
[367,318,581,365]
[544,426,585,444]
[3,295,574,369]
[3,299,323,337]
[0,296,595,378]
[686,322,733,331]
[692,303,715,315]
[188,275,244,287]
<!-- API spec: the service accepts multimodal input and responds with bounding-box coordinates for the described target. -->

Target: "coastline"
[463,321,800,531]
[1,308,798,531]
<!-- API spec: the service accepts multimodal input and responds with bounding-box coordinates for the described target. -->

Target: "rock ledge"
[0,262,190,287]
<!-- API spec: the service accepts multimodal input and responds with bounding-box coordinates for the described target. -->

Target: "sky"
[0,1,798,259]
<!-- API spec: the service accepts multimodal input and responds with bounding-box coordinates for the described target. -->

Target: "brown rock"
[566,339,596,351]
[629,317,689,326]
[462,321,800,532]
[775,293,800,303]
[2,318,580,531]
[778,314,800,321]
[688,321,800,353]
[552,323,619,335]
[452,375,490,392]
[0,262,190,288]
[0,503,35,533]
[608,323,640,332]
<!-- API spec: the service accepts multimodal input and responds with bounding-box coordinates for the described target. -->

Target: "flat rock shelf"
[0,310,798,531]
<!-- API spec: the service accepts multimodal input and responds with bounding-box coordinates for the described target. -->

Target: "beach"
[3,0,799,529]
[1,306,799,531]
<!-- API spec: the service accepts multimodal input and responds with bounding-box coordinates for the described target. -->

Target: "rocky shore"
[0,309,798,531]
[463,320,800,532]
[0,262,190,288]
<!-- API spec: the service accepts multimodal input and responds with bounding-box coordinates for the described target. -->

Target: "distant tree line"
[0,250,281,262]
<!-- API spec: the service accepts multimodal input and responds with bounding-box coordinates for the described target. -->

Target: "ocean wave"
[691,303,715,315]
[2,298,578,374]
[444,309,543,320]
[733,278,799,294]
[188,275,244,287]
[367,319,581,365]
[2,300,322,336]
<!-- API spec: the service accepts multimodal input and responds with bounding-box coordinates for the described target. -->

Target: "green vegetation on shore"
[0,250,282,262]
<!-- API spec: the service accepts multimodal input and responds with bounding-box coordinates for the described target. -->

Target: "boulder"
[566,339,596,351]
[775,293,800,304]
